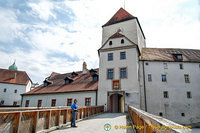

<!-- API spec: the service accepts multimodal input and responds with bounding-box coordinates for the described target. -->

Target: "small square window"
[121,39,124,44]
[148,74,152,82]
[108,53,113,61]
[162,74,167,82]
[85,97,91,106]
[13,101,17,106]
[164,91,168,98]
[163,63,168,69]
[184,74,190,83]
[14,89,17,93]
[37,100,42,107]
[159,112,163,116]
[109,41,112,45]
[179,64,183,69]
[187,92,192,98]
[181,113,185,117]
[25,100,29,107]
[0,100,4,105]
[51,99,56,107]
[67,98,73,106]
[120,52,126,60]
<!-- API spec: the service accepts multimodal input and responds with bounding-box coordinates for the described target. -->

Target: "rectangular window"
[14,89,17,93]
[187,92,192,98]
[148,74,152,82]
[120,68,127,78]
[51,99,56,107]
[13,101,17,106]
[107,69,114,79]
[25,100,29,107]
[37,100,42,107]
[4,88,6,92]
[162,74,167,82]
[120,52,126,60]
[179,64,183,69]
[163,91,168,98]
[85,97,91,106]
[184,74,190,83]
[108,53,113,61]
[67,98,73,106]
[163,63,168,69]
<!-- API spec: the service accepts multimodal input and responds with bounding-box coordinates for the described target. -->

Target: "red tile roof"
[103,8,136,27]
[23,69,99,95]
[0,69,32,85]
[140,48,200,62]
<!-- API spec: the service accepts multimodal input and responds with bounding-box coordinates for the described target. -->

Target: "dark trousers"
[71,110,76,126]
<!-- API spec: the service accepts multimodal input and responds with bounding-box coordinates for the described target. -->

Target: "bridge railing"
[128,106,192,133]
[0,106,104,133]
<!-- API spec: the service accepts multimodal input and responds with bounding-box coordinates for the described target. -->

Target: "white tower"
[98,8,145,112]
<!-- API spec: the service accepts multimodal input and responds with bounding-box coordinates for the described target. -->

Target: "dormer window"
[121,39,124,44]
[92,74,98,81]
[43,79,52,87]
[109,41,112,46]
[44,82,48,87]
[173,54,183,61]
[71,72,78,78]
[90,69,97,75]
[64,77,73,84]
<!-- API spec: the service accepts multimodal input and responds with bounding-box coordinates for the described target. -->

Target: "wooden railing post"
[33,111,39,132]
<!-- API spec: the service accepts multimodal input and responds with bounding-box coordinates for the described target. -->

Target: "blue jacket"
[71,103,78,110]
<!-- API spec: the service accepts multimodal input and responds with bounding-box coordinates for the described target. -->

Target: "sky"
[0,0,200,84]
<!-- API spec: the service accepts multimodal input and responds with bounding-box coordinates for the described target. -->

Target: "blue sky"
[0,0,200,84]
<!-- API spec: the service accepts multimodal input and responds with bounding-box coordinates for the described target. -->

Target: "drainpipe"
[95,90,98,106]
[142,61,147,111]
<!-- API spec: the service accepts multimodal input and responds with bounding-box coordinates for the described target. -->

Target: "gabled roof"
[22,69,99,95]
[98,32,137,52]
[0,69,32,85]
[140,48,200,62]
[102,8,136,27]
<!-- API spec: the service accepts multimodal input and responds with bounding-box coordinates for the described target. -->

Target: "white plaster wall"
[144,61,200,125]
[0,83,26,105]
[22,91,97,107]
[98,47,140,111]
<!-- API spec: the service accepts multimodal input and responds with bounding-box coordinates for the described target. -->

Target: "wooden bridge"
[0,106,192,133]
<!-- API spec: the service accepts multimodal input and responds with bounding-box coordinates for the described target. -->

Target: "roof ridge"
[103,8,136,27]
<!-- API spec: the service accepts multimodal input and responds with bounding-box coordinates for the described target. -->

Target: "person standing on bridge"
[71,99,78,127]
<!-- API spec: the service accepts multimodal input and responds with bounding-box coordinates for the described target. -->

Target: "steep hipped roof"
[140,48,200,62]
[103,8,136,27]
[0,69,31,85]
[23,69,99,95]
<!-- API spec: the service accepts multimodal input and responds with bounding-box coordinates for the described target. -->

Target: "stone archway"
[109,93,124,113]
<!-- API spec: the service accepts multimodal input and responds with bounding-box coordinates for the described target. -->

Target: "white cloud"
[28,1,56,21]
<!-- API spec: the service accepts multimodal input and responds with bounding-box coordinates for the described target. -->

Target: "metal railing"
[0,106,104,133]
[128,106,192,133]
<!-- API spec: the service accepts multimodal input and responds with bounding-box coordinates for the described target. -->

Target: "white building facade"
[0,64,32,107]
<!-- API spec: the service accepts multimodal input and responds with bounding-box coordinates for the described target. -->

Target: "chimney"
[82,61,88,74]
[14,72,17,79]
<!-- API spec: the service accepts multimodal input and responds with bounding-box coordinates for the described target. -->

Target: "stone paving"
[50,113,134,133]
